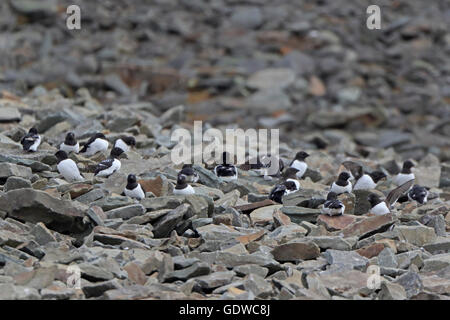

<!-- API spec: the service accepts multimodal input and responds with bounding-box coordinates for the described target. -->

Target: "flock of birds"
[19,127,428,217]
[266,154,426,217]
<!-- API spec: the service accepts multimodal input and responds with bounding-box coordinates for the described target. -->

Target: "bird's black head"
[370,171,387,183]
[177,174,187,185]
[269,184,287,203]
[367,193,381,207]
[94,132,106,140]
[55,150,68,161]
[284,180,297,191]
[338,172,351,181]
[29,127,38,135]
[110,147,124,158]
[409,185,428,204]
[327,192,338,201]
[65,132,76,143]
[295,151,310,161]
[127,174,137,184]
[182,164,193,169]
[403,160,414,170]
[122,136,136,146]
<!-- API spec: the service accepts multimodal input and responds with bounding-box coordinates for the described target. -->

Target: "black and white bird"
[289,151,309,179]
[21,127,41,152]
[392,160,415,186]
[94,147,124,177]
[123,174,145,200]
[280,168,301,192]
[268,179,300,204]
[367,194,391,215]
[178,164,199,183]
[284,179,300,194]
[330,172,352,194]
[400,184,429,205]
[114,136,136,153]
[353,169,387,191]
[173,174,195,195]
[55,150,84,182]
[80,133,109,156]
[59,132,79,154]
[368,179,415,215]
[321,192,345,216]
[268,183,287,204]
[214,152,238,181]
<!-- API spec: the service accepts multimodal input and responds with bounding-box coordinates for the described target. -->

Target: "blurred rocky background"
[0,0,449,161]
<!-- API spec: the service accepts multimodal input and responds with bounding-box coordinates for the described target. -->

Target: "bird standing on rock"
[55,150,84,182]
[80,133,109,156]
[268,178,300,204]
[330,172,352,194]
[94,147,124,177]
[173,174,195,195]
[353,168,387,191]
[289,151,309,179]
[178,164,199,183]
[123,174,145,200]
[268,183,288,204]
[321,192,345,216]
[214,151,238,181]
[60,132,79,154]
[21,127,41,152]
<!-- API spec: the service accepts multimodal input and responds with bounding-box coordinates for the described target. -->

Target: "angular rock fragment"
[0,189,89,234]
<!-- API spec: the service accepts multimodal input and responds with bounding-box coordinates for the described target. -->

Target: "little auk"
[55,150,84,182]
[330,172,352,194]
[21,127,41,152]
[60,132,79,154]
[368,179,415,215]
[408,185,428,204]
[268,183,288,204]
[214,151,238,181]
[321,192,345,216]
[289,151,309,179]
[80,133,109,156]
[353,169,387,191]
[178,164,199,183]
[123,174,145,200]
[268,178,300,204]
[94,147,124,177]
[173,174,195,195]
